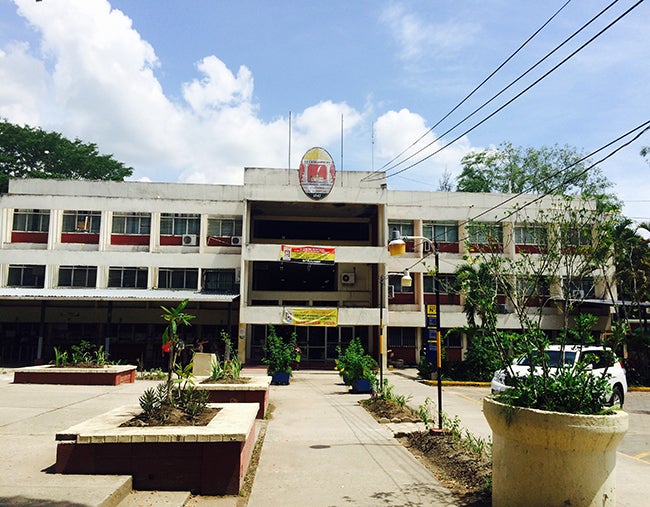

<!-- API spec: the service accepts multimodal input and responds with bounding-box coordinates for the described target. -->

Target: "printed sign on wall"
[299,147,336,200]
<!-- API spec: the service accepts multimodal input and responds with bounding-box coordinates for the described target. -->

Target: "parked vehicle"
[491,345,627,407]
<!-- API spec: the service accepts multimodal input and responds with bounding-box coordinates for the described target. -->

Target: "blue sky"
[1,0,649,221]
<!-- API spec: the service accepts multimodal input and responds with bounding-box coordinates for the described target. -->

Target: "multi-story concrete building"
[0,165,613,368]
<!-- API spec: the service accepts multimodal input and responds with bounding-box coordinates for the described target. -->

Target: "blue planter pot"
[351,379,374,393]
[271,372,291,385]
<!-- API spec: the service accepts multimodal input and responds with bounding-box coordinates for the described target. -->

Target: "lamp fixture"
[400,268,412,287]
[388,227,406,256]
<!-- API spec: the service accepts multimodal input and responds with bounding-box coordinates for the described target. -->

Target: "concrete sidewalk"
[0,368,458,507]
[246,370,457,507]
[2,366,645,506]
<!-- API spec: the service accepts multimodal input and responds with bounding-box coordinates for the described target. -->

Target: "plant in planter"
[131,299,212,425]
[335,337,378,393]
[52,340,110,367]
[459,197,629,506]
[262,325,299,385]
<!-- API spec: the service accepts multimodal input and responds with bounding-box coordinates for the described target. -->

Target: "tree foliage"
[456,142,615,203]
[0,119,133,193]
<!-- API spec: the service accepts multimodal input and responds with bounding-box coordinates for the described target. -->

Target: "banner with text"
[283,308,339,326]
[280,245,335,264]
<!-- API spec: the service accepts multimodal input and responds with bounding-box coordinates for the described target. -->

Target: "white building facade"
[0,167,613,368]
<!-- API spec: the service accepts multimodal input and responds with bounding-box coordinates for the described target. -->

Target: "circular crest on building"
[299,147,336,200]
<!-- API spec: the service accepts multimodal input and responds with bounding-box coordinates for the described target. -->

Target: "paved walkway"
[1,366,646,506]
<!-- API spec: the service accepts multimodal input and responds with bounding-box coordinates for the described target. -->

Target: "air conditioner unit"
[387,285,395,298]
[423,241,432,252]
[230,236,243,246]
[182,234,198,246]
[572,289,585,299]
[340,272,355,285]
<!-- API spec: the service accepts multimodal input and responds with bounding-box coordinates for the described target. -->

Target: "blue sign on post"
[425,305,438,366]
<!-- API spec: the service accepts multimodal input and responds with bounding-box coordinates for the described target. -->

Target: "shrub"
[263,325,299,375]
[335,337,378,385]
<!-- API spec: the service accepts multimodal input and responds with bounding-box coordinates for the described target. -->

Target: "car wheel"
[609,386,624,408]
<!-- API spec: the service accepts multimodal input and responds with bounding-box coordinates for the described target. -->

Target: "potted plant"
[335,337,378,393]
[459,199,629,507]
[263,325,299,385]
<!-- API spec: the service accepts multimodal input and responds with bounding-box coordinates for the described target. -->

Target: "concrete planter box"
[483,397,629,507]
[55,402,259,495]
[13,364,137,385]
[196,375,272,419]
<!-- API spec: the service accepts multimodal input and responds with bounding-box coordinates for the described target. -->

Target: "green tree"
[161,299,196,384]
[0,119,133,193]
[456,142,615,203]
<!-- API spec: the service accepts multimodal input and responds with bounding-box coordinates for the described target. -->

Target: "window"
[112,213,151,235]
[160,214,200,236]
[389,273,414,293]
[516,276,550,297]
[12,209,50,232]
[59,266,97,287]
[388,327,417,347]
[564,277,595,298]
[388,220,414,238]
[468,222,503,245]
[563,226,592,248]
[423,222,458,243]
[7,265,45,287]
[423,274,456,294]
[62,210,101,233]
[108,267,148,288]
[515,225,547,245]
[158,268,198,290]
[207,217,242,237]
[202,269,238,293]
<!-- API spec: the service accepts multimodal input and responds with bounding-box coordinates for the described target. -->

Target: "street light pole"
[388,227,444,429]
[379,273,385,389]
[433,241,443,430]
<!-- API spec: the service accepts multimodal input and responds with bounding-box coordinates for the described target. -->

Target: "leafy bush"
[263,325,299,375]
[52,340,108,367]
[335,337,378,385]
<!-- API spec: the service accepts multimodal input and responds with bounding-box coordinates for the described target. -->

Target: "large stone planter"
[483,397,628,507]
[14,364,137,385]
[196,375,272,419]
[55,402,259,495]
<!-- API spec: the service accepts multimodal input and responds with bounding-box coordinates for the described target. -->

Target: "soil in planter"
[200,377,251,385]
[361,397,492,506]
[120,407,221,427]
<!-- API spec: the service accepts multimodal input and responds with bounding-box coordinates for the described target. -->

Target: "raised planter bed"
[13,364,137,385]
[196,375,272,419]
[55,402,259,495]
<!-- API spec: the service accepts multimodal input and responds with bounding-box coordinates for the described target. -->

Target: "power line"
[377,0,644,182]
[400,120,650,272]
[374,0,575,175]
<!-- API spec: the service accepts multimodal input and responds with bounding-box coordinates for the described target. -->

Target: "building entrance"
[250,324,369,363]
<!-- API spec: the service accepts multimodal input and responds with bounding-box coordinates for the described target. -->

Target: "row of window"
[12,210,243,237]
[6,265,238,291]
[388,220,591,247]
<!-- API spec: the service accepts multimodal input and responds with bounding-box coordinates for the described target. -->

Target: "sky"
[1,0,649,222]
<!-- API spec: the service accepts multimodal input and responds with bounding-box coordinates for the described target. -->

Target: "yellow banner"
[281,245,335,264]
[283,308,338,326]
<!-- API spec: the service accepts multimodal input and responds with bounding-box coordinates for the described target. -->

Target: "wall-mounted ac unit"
[340,272,355,285]
[423,241,432,252]
[572,289,585,299]
[387,285,395,298]
[182,234,198,246]
[231,236,242,246]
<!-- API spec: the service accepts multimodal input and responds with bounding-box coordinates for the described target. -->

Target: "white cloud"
[0,41,50,126]
[182,56,254,113]
[380,3,478,63]
[374,108,471,189]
